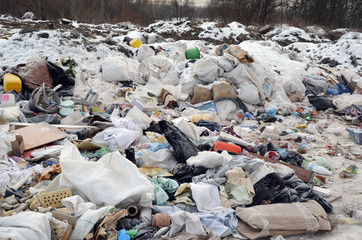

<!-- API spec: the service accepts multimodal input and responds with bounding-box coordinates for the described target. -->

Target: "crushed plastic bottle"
[340,165,358,178]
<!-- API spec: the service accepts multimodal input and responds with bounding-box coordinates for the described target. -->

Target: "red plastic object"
[213,141,242,155]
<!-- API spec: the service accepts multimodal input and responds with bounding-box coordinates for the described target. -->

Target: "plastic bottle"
[303,161,332,176]
[277,148,288,160]
[298,142,308,154]
[316,158,335,173]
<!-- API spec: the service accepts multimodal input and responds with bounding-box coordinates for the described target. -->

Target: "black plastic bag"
[303,80,325,95]
[284,151,304,167]
[249,172,285,206]
[194,120,221,132]
[46,61,75,96]
[159,120,200,163]
[236,98,249,113]
[255,142,276,156]
[275,172,333,213]
[171,164,207,184]
[308,95,336,111]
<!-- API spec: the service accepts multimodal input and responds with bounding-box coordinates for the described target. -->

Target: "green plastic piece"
[185,47,200,59]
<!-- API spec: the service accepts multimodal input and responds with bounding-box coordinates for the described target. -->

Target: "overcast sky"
[194,0,207,6]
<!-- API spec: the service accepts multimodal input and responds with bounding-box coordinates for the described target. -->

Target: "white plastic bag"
[69,206,114,240]
[223,63,266,104]
[190,182,224,212]
[136,44,154,62]
[103,128,141,151]
[101,57,130,82]
[237,82,260,105]
[0,106,20,123]
[187,151,230,169]
[283,77,306,95]
[59,141,154,206]
[192,58,223,83]
[215,100,238,121]
[137,149,178,170]
[307,123,319,135]
[126,106,152,130]
[143,76,163,97]
[0,211,51,240]
[333,94,362,111]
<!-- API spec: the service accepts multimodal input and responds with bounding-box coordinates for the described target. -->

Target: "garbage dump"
[0,15,362,240]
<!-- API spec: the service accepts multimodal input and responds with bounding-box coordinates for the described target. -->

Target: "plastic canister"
[130,38,142,48]
[185,47,200,59]
[4,73,22,93]
[0,94,16,108]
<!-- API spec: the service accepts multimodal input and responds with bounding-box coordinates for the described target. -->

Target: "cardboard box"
[8,135,25,156]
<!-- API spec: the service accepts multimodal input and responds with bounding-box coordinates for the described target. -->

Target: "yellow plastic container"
[4,73,22,93]
[130,38,142,48]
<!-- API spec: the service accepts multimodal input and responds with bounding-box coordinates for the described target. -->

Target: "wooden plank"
[14,122,68,151]
[240,151,314,183]
[7,122,93,131]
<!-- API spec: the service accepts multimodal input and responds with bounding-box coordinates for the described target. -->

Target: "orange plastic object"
[213,141,242,155]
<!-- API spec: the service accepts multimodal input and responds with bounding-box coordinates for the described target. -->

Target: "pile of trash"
[0,18,362,240]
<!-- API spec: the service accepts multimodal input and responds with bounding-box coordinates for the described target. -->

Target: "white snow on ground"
[266,24,329,43]
[290,38,362,71]
[146,20,193,34]
[198,21,249,41]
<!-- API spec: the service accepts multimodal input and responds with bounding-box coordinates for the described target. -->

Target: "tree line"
[0,0,361,29]
[205,0,362,29]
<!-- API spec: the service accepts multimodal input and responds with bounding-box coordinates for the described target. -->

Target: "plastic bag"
[0,106,20,123]
[283,77,306,95]
[136,45,155,62]
[17,56,53,91]
[101,57,130,82]
[307,123,319,135]
[126,106,152,130]
[187,151,230,169]
[137,149,178,170]
[303,80,325,95]
[223,63,265,104]
[59,141,154,206]
[333,94,362,111]
[0,212,51,240]
[215,100,238,121]
[192,58,223,83]
[158,120,200,163]
[28,86,60,113]
[302,74,327,88]
[308,96,336,111]
[0,133,15,160]
[237,82,260,105]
